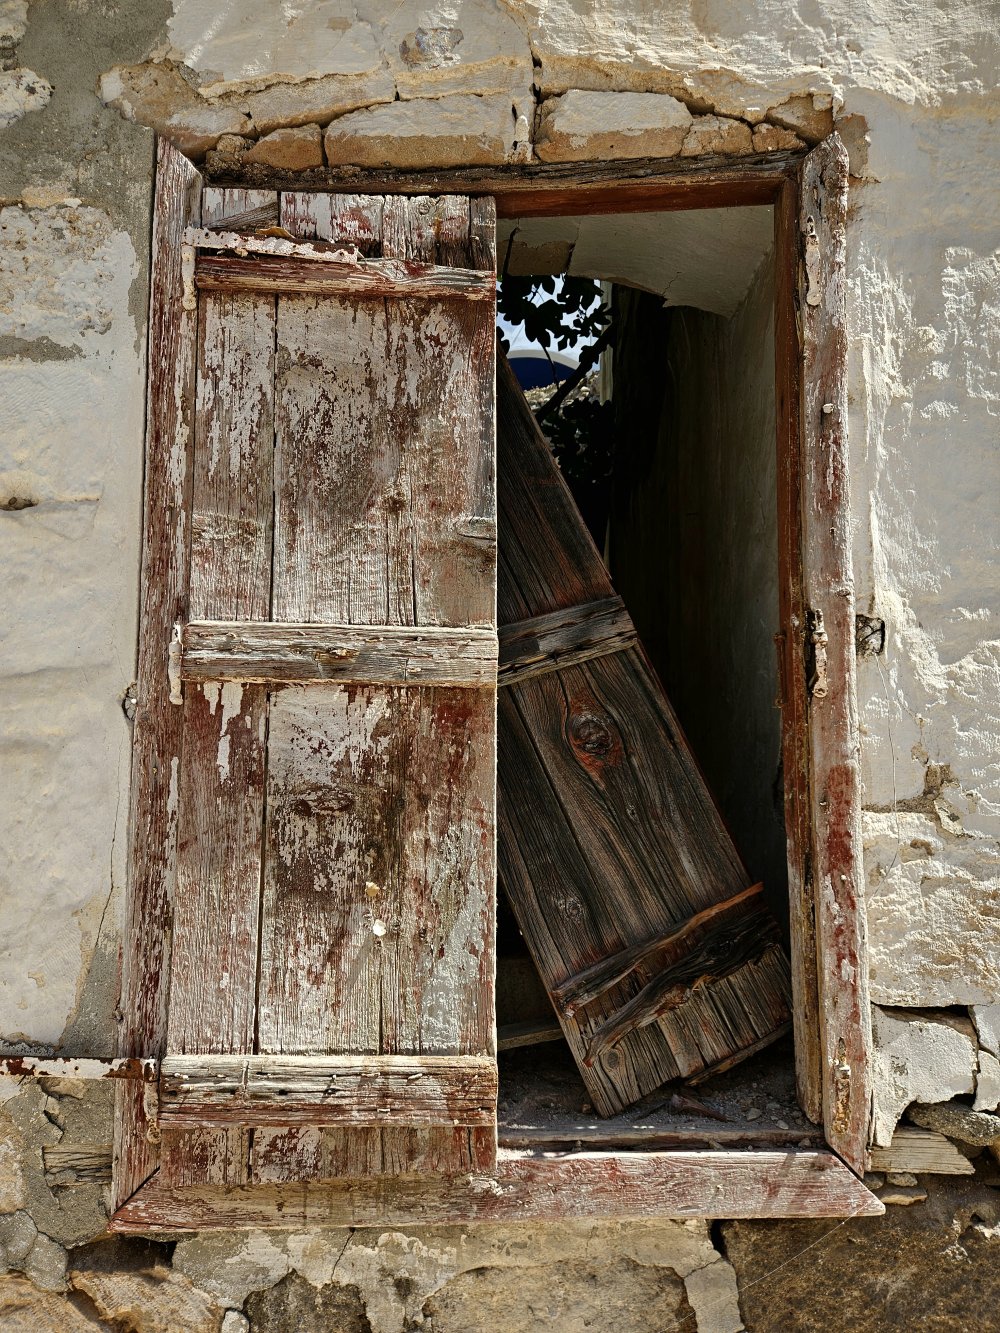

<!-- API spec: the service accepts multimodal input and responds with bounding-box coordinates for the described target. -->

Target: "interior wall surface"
[1,1,998,1328]
[610,253,787,918]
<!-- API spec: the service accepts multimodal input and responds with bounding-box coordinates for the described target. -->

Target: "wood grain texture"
[195,252,495,301]
[247,193,498,1179]
[799,137,872,1174]
[774,177,823,1126]
[497,356,791,1116]
[110,1148,881,1231]
[160,1054,497,1127]
[113,140,202,1212]
[868,1128,975,1176]
[181,621,498,686]
[188,290,275,621]
[498,597,637,685]
[206,152,803,219]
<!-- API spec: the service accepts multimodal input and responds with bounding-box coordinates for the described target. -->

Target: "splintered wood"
[496,356,791,1117]
[157,188,498,1187]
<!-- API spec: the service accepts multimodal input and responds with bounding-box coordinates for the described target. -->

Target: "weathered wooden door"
[497,356,791,1116]
[117,143,498,1202]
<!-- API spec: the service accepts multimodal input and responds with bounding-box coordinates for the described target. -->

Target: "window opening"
[493,206,806,1149]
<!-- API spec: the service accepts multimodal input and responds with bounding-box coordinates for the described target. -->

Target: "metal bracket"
[807,608,829,699]
[804,215,822,307]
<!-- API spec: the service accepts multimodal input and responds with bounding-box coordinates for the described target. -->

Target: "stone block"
[751,123,804,151]
[99,63,251,160]
[872,1007,977,1146]
[766,93,835,143]
[972,1005,1000,1055]
[908,1100,1000,1147]
[246,124,324,171]
[69,1265,225,1333]
[324,94,523,168]
[535,91,692,162]
[680,114,753,157]
[240,71,395,136]
[244,1272,370,1333]
[0,1125,27,1214]
[0,1277,108,1333]
[975,1049,1000,1111]
[0,68,51,130]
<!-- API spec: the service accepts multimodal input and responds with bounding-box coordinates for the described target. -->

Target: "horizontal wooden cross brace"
[158,1054,498,1128]
[193,252,496,301]
[498,596,638,686]
[180,621,499,687]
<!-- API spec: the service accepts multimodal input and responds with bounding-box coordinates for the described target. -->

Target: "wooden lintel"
[109,1149,882,1231]
[194,252,495,301]
[204,151,803,218]
[159,1054,498,1128]
[0,1055,157,1082]
[181,621,499,687]
[498,597,637,687]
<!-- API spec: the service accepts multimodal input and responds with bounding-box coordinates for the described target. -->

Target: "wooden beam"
[159,1055,497,1128]
[110,1149,882,1231]
[194,253,495,301]
[113,138,203,1212]
[181,621,498,687]
[498,597,637,687]
[774,174,822,1127]
[497,1019,564,1051]
[204,151,803,218]
[498,1126,825,1151]
[799,135,873,1174]
[869,1128,975,1176]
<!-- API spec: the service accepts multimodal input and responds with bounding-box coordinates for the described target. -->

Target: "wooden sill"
[109,1148,881,1232]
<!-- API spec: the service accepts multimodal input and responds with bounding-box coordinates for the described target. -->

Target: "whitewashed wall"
[0,0,997,1322]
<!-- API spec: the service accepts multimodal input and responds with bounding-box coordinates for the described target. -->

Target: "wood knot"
[568,712,614,760]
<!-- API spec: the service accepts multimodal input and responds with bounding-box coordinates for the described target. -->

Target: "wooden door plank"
[113,139,202,1212]
[180,621,498,686]
[249,194,497,1180]
[110,1148,882,1231]
[497,356,791,1116]
[188,290,275,622]
[798,135,872,1174]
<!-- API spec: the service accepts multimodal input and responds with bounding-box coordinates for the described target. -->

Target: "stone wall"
[1,1,998,1327]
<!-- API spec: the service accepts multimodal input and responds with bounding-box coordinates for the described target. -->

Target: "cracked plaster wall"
[1,0,998,1328]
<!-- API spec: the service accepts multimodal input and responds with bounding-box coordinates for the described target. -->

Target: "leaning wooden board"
[496,355,791,1116]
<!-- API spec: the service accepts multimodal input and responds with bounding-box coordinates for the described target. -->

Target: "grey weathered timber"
[126,184,499,1202]
[498,597,637,686]
[773,177,823,1126]
[799,136,872,1174]
[159,1055,497,1127]
[497,355,791,1117]
[868,1128,975,1176]
[194,251,495,301]
[113,140,203,1212]
[181,621,498,686]
[109,1149,882,1231]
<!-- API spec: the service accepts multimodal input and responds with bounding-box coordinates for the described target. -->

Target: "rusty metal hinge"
[807,608,829,698]
[832,1040,852,1135]
[168,621,183,705]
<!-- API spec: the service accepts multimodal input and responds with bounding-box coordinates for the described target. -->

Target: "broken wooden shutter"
[497,356,791,1116]
[136,168,498,1193]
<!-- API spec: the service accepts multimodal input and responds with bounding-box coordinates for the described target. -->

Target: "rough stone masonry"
[1,0,998,1328]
